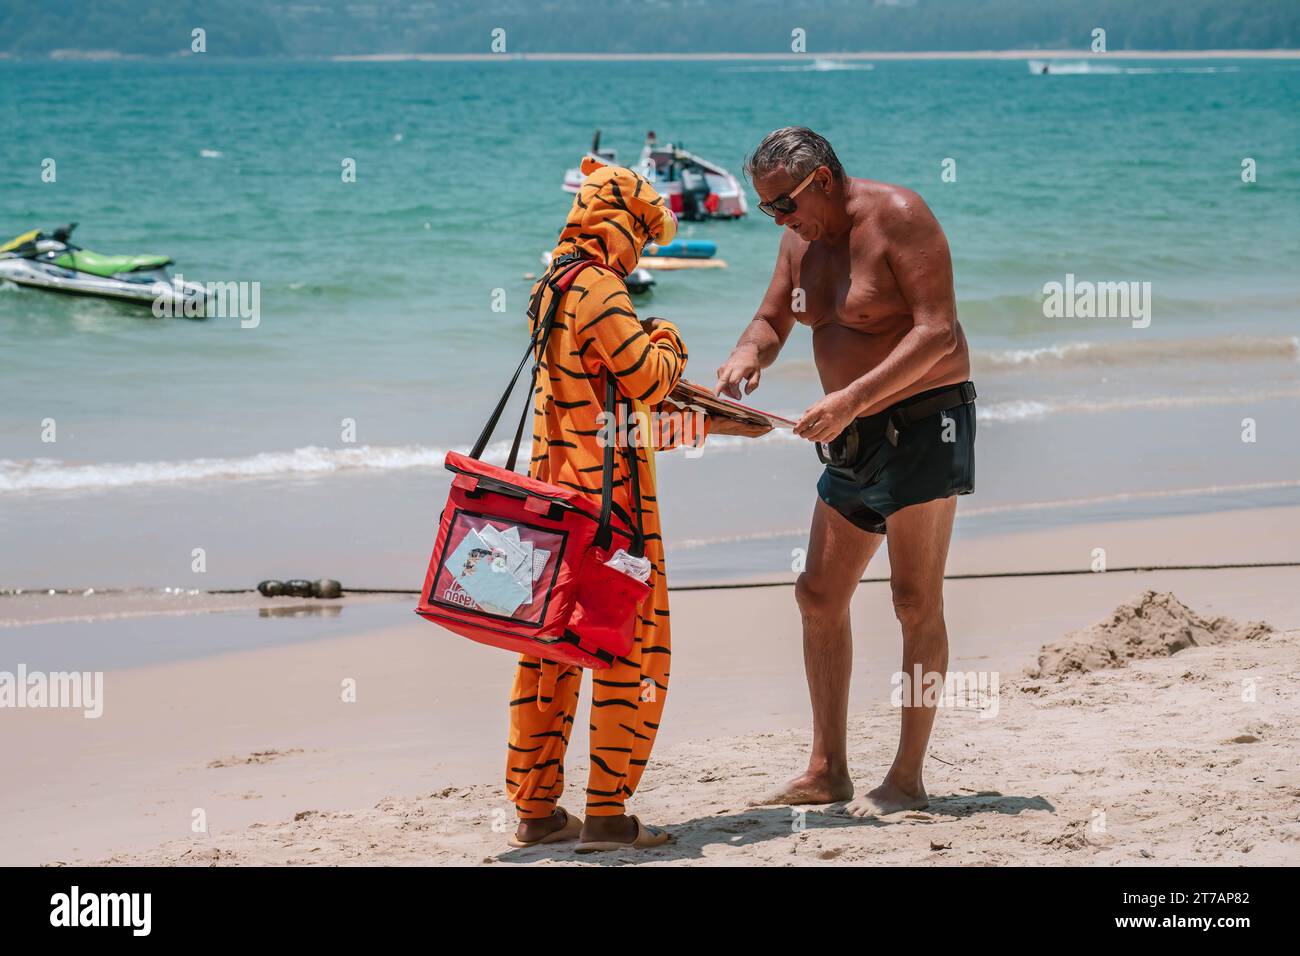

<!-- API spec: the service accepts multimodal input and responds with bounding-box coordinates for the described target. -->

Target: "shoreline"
[5,503,1298,633]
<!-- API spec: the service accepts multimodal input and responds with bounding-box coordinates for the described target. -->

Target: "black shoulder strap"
[469,253,588,465]
[594,374,647,557]
[469,255,642,550]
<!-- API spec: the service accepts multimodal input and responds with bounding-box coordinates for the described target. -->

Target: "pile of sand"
[1031,590,1273,679]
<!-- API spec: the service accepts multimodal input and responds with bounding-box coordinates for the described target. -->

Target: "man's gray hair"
[744,127,845,183]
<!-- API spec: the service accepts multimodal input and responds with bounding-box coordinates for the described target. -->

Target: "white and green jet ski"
[0,223,208,315]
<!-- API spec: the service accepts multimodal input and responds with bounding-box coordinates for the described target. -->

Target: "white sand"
[5,506,1298,866]
[87,627,1300,866]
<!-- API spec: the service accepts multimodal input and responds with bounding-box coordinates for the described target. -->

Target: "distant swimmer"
[717,127,976,817]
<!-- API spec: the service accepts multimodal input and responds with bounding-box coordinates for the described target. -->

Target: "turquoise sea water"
[2,57,1298,585]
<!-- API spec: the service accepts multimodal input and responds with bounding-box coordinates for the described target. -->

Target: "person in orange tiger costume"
[506,158,767,852]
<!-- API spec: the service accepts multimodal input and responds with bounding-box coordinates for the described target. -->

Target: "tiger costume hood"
[548,156,678,277]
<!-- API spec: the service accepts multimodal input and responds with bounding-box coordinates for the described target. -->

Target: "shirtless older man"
[716,127,975,816]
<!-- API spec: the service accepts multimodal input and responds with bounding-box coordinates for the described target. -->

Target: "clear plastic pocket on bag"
[429,509,568,627]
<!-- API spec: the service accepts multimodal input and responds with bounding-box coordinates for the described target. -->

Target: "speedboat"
[0,223,208,315]
[562,130,748,221]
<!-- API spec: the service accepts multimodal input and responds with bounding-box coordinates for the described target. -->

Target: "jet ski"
[0,223,208,315]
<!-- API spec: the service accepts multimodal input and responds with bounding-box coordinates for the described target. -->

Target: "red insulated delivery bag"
[415,255,650,669]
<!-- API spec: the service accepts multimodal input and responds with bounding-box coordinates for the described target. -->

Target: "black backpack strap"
[593,376,646,555]
[469,255,641,553]
[469,254,589,464]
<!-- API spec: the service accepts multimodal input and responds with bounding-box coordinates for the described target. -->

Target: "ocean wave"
[0,442,511,494]
[6,384,1296,494]
[979,386,1300,422]
[972,336,1300,371]
[729,59,875,73]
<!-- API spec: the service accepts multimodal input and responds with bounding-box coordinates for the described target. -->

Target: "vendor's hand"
[641,316,667,335]
[715,345,762,399]
[794,389,861,443]
[708,416,772,438]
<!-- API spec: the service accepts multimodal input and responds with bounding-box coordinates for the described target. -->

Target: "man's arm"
[715,236,798,398]
[794,191,960,442]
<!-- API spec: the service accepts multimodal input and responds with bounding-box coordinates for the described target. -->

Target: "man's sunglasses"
[757,169,819,218]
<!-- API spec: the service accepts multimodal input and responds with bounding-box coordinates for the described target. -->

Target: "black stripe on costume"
[510,758,560,772]
[614,342,652,378]
[576,231,609,259]
[600,214,639,253]
[579,306,637,334]
[551,362,599,380]
[589,754,627,777]
[619,722,652,741]
[557,477,627,494]
[610,329,645,358]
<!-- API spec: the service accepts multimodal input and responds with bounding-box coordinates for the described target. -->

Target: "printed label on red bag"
[432,512,566,625]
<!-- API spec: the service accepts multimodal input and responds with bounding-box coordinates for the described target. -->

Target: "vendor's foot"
[751,768,854,806]
[579,814,639,844]
[513,808,578,846]
[576,814,670,853]
[843,781,928,818]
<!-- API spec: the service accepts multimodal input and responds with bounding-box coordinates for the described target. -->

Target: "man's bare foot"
[843,781,928,818]
[579,814,638,844]
[751,769,854,806]
[515,809,570,844]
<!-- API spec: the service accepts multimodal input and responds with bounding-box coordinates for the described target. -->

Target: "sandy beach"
[4,505,1296,867]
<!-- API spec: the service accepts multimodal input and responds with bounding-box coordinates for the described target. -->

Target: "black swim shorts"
[816,382,976,534]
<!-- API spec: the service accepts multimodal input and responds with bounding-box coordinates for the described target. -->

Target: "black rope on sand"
[4,560,1297,599]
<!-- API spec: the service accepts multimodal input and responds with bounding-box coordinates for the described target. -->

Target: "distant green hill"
[2,0,1297,56]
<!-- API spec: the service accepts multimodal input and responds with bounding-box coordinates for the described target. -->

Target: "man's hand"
[794,389,861,443]
[715,345,763,399]
[708,416,773,438]
[640,316,666,335]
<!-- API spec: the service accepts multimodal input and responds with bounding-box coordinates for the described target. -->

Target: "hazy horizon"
[1,0,1298,58]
